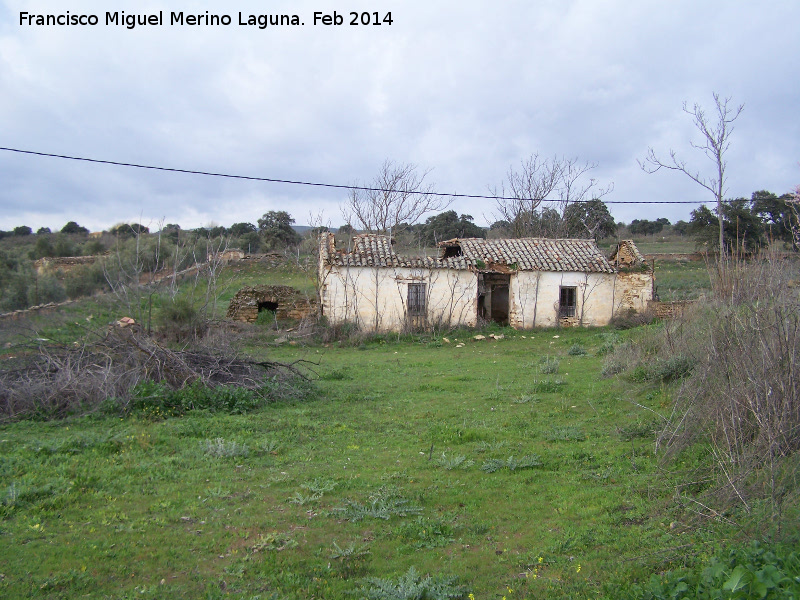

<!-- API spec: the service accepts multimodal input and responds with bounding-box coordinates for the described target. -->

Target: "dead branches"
[0,324,309,421]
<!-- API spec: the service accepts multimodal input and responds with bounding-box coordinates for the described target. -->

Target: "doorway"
[479,273,510,325]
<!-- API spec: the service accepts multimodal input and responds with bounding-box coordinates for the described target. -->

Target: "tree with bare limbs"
[639,93,744,255]
[788,184,800,249]
[341,159,448,235]
[491,154,612,238]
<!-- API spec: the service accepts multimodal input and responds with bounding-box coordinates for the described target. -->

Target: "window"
[559,286,576,318]
[407,282,426,316]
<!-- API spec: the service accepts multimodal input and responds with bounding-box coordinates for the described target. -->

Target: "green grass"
[217,260,317,303]
[653,259,711,301]
[597,235,696,255]
[0,326,739,599]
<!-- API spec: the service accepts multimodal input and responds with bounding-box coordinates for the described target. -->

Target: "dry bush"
[0,323,308,421]
[608,306,656,330]
[651,253,800,532]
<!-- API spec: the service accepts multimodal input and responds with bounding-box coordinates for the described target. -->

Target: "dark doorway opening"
[258,300,278,314]
[257,300,279,329]
[479,273,511,325]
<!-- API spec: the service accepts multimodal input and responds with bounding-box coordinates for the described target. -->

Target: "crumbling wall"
[650,300,696,319]
[34,255,103,275]
[226,285,315,323]
[613,271,654,315]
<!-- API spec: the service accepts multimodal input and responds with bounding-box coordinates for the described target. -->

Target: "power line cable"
[1,145,711,204]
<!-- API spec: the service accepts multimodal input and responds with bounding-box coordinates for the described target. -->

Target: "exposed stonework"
[208,249,245,263]
[644,252,707,262]
[609,240,647,267]
[226,285,316,323]
[650,300,696,319]
[0,299,76,321]
[34,255,104,275]
[614,271,655,314]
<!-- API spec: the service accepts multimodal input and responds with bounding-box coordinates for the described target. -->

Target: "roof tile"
[322,233,619,273]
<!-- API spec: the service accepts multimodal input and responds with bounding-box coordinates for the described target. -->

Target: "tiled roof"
[321,233,616,273]
[321,233,474,269]
[442,237,617,273]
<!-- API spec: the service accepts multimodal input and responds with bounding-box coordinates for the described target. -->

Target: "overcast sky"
[1,0,799,232]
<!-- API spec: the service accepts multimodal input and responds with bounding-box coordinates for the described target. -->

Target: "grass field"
[0,320,738,599]
[0,254,759,599]
[653,260,710,301]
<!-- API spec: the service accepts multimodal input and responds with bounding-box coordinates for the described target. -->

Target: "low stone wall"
[34,255,105,275]
[644,252,708,262]
[226,285,316,323]
[0,299,77,321]
[649,300,697,319]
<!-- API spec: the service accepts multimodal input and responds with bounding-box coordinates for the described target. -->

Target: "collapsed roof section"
[320,233,474,269]
[609,239,648,267]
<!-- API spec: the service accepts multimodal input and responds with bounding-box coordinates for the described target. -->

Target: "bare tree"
[492,154,612,238]
[639,93,744,255]
[788,184,800,249]
[341,159,448,235]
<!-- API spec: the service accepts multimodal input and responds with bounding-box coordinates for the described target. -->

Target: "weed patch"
[481,455,542,473]
[618,541,800,600]
[433,453,475,471]
[392,516,456,551]
[529,379,567,393]
[251,531,298,552]
[539,356,560,374]
[546,426,587,442]
[202,437,249,458]
[354,566,467,600]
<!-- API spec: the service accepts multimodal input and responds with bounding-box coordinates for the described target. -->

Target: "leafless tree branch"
[639,93,744,254]
[492,154,611,238]
[341,159,449,235]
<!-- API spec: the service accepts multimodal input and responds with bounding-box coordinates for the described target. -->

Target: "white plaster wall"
[321,266,478,331]
[320,265,653,331]
[509,271,618,327]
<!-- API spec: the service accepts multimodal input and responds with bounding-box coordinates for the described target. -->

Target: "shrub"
[0,325,313,421]
[618,542,800,600]
[651,355,695,382]
[157,296,206,342]
[129,377,313,418]
[318,320,363,344]
[539,356,560,374]
[202,437,249,458]
[63,264,106,299]
[36,275,67,304]
[610,307,655,329]
[546,426,586,442]
[330,541,372,579]
[481,455,542,473]
[596,332,622,356]
[354,566,467,600]
[568,344,587,356]
[392,517,455,550]
[529,379,567,393]
[630,254,800,532]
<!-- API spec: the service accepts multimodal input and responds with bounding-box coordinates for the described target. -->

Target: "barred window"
[559,286,576,318]
[407,283,426,316]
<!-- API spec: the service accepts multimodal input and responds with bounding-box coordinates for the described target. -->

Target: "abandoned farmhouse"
[318,233,653,331]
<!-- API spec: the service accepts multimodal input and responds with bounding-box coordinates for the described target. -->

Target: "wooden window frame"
[407,282,426,316]
[559,286,577,318]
